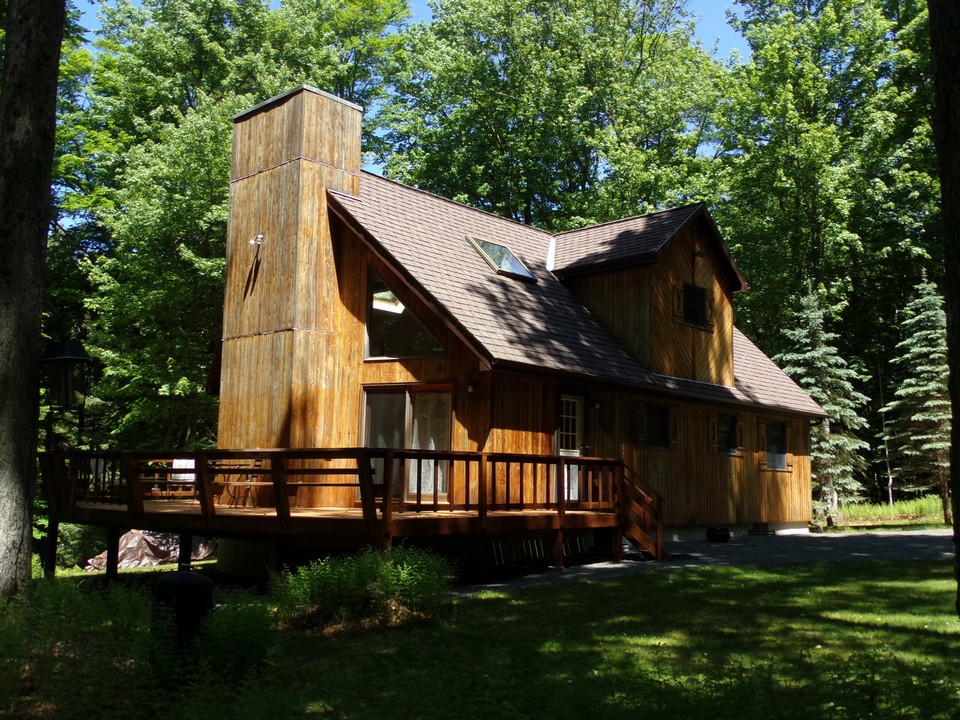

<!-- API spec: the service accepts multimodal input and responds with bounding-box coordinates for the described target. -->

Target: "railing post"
[358,449,377,531]
[656,494,665,560]
[270,452,291,532]
[105,525,121,581]
[383,449,394,547]
[196,452,216,522]
[123,455,144,523]
[478,453,489,531]
[43,518,59,578]
[556,457,567,519]
[613,462,624,561]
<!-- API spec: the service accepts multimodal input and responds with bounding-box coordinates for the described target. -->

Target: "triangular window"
[365,268,447,359]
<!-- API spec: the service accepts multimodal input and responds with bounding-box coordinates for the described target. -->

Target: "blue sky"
[404,0,748,58]
[77,0,749,58]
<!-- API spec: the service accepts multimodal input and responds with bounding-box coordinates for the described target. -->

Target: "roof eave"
[489,359,827,418]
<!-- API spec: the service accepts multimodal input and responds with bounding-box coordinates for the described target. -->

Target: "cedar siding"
[217,85,822,529]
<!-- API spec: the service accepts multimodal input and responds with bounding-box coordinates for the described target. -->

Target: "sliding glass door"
[364,388,451,500]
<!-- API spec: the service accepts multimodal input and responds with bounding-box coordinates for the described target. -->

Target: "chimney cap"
[233,85,363,124]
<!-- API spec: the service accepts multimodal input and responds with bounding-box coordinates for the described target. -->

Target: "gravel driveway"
[460,529,956,594]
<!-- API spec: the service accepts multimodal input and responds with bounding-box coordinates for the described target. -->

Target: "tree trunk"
[0,0,66,597]
[927,0,960,619]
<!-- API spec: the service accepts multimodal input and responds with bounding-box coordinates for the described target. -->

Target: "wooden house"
[40,86,823,577]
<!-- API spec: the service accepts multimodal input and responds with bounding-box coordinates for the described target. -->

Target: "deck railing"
[39,448,662,557]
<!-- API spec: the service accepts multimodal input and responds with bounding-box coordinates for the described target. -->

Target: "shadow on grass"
[259,561,959,720]
[6,561,958,720]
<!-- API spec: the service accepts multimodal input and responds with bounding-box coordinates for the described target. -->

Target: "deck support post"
[105,525,121,580]
[552,528,565,570]
[43,518,59,578]
[178,533,193,571]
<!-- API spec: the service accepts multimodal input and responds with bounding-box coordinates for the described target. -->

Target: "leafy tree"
[713,0,941,506]
[51,0,410,449]
[715,0,899,353]
[381,0,723,230]
[881,277,951,523]
[0,0,66,596]
[776,290,869,518]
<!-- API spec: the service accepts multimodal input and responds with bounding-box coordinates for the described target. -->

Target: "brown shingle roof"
[327,172,824,418]
[555,204,700,271]
[554,203,748,291]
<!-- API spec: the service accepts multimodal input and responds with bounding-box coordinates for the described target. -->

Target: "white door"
[558,395,583,501]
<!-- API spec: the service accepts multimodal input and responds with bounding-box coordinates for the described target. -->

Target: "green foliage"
[382,0,721,229]
[881,277,951,521]
[714,0,939,362]
[54,522,105,569]
[0,596,27,710]
[24,579,157,719]
[841,495,944,522]
[196,587,276,677]
[271,545,454,626]
[4,562,958,718]
[776,290,869,514]
[10,577,279,719]
[47,0,413,450]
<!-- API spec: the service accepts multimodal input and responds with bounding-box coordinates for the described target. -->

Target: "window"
[365,268,446,359]
[647,404,671,450]
[558,395,584,501]
[364,388,452,499]
[683,284,707,327]
[469,236,536,281]
[765,420,787,470]
[558,395,584,456]
[717,414,738,454]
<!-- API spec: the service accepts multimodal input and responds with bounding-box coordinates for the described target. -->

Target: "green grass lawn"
[6,559,957,720]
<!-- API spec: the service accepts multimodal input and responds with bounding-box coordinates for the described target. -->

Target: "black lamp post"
[39,337,92,409]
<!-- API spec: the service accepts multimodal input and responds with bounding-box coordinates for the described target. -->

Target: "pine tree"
[882,278,952,523]
[776,290,870,519]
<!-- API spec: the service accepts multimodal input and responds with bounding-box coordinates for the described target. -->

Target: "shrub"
[841,495,943,522]
[272,546,454,629]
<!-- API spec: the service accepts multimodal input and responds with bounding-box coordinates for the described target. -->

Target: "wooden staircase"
[621,467,665,560]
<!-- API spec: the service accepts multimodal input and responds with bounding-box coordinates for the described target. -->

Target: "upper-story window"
[469,236,536,281]
[683,284,707,328]
[365,268,447,359]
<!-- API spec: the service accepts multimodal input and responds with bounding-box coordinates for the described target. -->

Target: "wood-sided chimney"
[218,86,362,449]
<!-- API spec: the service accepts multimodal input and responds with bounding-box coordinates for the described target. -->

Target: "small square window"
[647,404,671,449]
[469,236,536,281]
[717,414,738,454]
[683,284,707,327]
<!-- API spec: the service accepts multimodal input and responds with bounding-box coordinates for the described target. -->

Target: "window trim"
[710,412,743,457]
[361,384,454,502]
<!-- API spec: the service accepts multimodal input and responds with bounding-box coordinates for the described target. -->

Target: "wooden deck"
[39,448,663,571]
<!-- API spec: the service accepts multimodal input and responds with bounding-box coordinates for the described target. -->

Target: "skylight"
[469,236,536,281]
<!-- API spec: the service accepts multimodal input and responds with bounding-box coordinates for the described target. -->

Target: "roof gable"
[553,203,748,291]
